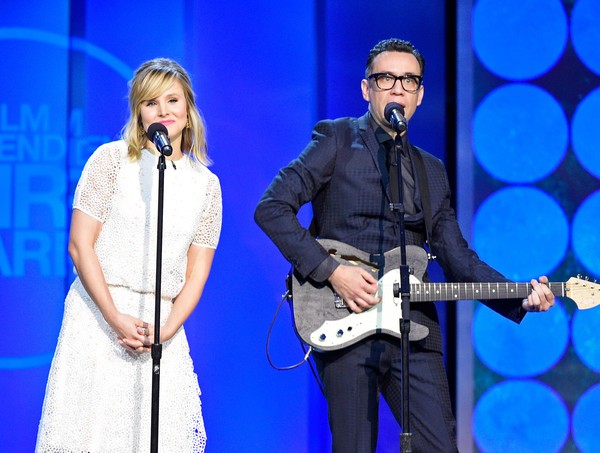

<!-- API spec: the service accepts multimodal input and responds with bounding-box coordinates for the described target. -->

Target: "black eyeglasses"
[367,73,423,93]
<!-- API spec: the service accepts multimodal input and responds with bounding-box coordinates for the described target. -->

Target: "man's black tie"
[386,140,416,216]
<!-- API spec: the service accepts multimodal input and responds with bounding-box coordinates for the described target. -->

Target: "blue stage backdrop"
[459,0,600,452]
[1,1,597,452]
[0,1,447,451]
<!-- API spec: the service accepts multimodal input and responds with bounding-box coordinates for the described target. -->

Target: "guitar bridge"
[333,293,347,309]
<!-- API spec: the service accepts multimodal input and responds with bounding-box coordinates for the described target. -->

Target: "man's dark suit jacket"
[255,112,526,353]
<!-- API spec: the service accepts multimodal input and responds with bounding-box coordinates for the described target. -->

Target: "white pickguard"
[308,270,424,349]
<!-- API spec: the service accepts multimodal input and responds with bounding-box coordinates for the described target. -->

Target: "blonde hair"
[122,58,211,165]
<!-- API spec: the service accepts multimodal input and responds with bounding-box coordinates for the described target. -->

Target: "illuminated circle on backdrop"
[473,83,568,183]
[473,187,569,280]
[572,300,600,372]
[472,0,567,80]
[473,379,569,453]
[473,300,568,377]
[0,27,131,370]
[572,383,600,451]
[571,0,600,75]
[572,190,600,277]
[572,87,600,179]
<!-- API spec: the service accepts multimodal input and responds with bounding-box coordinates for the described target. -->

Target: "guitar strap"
[409,146,433,246]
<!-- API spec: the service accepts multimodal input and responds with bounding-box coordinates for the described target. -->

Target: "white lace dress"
[35,141,222,453]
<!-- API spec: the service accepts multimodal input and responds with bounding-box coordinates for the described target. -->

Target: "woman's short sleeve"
[73,142,122,222]
[193,173,222,248]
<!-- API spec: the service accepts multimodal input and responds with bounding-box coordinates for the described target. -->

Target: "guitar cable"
[265,288,325,395]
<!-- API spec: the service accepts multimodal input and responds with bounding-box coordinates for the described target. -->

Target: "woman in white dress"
[36,58,221,452]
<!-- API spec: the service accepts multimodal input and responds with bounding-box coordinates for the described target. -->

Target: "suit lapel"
[358,113,392,202]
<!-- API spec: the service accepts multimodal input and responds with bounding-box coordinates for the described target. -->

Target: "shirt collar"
[368,112,394,148]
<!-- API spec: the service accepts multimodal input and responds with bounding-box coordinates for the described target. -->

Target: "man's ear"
[417,84,425,106]
[361,79,370,102]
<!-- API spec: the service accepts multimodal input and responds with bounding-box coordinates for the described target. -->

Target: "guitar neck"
[411,281,566,302]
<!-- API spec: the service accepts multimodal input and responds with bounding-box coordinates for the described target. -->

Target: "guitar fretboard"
[411,282,566,302]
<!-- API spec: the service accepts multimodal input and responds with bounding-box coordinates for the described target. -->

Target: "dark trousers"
[313,335,458,453]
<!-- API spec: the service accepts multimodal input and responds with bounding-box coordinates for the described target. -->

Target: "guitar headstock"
[566,276,600,309]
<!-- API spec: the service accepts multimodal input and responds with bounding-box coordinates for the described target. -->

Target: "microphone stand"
[150,152,167,452]
[389,131,413,453]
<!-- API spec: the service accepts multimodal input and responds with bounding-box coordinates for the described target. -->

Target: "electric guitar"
[290,239,600,352]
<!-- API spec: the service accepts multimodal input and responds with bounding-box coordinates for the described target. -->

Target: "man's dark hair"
[365,38,425,78]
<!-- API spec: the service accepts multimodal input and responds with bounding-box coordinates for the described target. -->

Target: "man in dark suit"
[254,38,554,452]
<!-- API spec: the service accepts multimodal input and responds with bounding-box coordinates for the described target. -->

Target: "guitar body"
[289,239,599,352]
[290,239,430,351]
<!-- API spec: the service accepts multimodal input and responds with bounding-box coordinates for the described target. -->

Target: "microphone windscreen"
[147,122,169,140]
[384,102,405,122]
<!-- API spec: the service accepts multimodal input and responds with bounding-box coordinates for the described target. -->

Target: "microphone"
[146,123,173,156]
[384,102,407,134]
